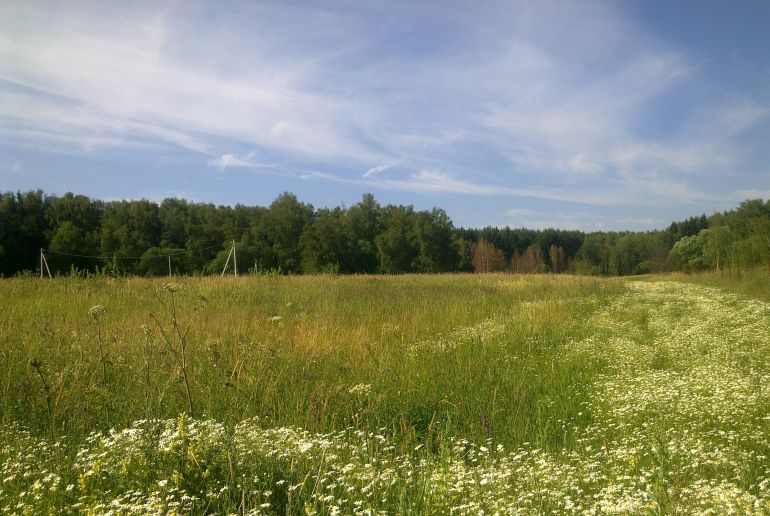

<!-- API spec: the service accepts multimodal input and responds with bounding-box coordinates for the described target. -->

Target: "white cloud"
[616,217,664,227]
[709,99,770,140]
[614,169,714,204]
[404,170,501,195]
[362,169,514,196]
[356,169,659,206]
[0,2,387,164]
[362,158,407,179]
[567,154,604,176]
[0,89,208,154]
[505,208,538,217]
[208,152,259,172]
[311,168,508,196]
[609,143,727,175]
[479,51,694,179]
[363,164,391,178]
[735,189,770,200]
[0,0,767,216]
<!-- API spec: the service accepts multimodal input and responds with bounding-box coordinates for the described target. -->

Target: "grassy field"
[647,268,770,303]
[1,273,769,513]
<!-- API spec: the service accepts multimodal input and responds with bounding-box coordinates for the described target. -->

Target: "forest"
[0,190,768,277]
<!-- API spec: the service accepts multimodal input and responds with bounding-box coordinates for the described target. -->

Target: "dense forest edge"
[1,190,768,277]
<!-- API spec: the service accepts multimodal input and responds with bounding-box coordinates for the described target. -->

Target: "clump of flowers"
[348,383,372,397]
[87,304,107,321]
[161,282,185,293]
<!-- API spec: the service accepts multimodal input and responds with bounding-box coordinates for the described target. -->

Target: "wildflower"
[88,305,107,320]
[161,282,184,293]
[348,383,372,397]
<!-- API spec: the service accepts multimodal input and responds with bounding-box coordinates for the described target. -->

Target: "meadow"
[1,273,769,514]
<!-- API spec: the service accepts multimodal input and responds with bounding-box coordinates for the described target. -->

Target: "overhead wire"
[41,244,223,261]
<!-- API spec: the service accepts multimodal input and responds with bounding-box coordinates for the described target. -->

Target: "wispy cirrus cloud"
[1,0,768,229]
[309,167,701,207]
[362,157,406,179]
[0,2,387,164]
[735,189,770,200]
[506,208,538,217]
[371,169,503,196]
[208,152,260,172]
[503,208,665,231]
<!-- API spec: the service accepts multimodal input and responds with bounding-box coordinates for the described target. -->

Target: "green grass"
[647,268,770,302]
[1,274,616,445]
[2,273,770,513]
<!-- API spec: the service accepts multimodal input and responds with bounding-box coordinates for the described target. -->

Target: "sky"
[1,0,769,231]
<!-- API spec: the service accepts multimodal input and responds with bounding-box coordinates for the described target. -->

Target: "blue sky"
[1,0,769,230]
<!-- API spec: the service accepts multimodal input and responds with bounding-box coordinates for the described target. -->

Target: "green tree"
[101,200,161,273]
[413,208,458,272]
[702,225,735,273]
[265,193,312,273]
[300,208,351,273]
[346,194,382,273]
[48,221,89,273]
[376,205,419,273]
[671,232,711,272]
[0,190,49,275]
[159,198,189,249]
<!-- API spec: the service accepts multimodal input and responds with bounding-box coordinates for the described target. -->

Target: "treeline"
[0,190,768,277]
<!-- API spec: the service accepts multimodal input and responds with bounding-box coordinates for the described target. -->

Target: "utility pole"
[221,244,233,277]
[40,249,52,279]
[232,239,238,277]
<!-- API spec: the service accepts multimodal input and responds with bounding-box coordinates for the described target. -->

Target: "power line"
[41,244,223,261]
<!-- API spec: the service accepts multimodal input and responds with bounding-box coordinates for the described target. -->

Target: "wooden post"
[221,245,233,277]
[41,249,52,279]
[168,255,172,277]
[232,239,238,277]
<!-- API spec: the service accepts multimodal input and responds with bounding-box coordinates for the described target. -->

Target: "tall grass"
[3,273,770,513]
[0,274,620,448]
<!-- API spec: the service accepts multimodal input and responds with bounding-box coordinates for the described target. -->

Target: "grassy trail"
[1,276,770,513]
[561,281,770,512]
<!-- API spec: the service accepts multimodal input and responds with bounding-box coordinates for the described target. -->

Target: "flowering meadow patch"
[1,276,770,513]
